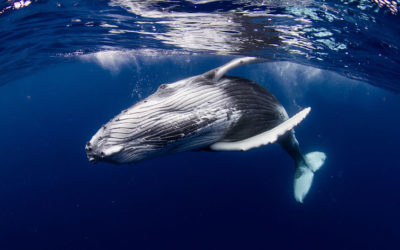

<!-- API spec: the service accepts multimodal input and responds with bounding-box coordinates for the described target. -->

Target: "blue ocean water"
[1,1,400,249]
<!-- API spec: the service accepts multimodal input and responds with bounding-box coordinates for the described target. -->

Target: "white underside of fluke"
[294,151,327,203]
[210,107,311,151]
[305,152,326,172]
[293,166,314,203]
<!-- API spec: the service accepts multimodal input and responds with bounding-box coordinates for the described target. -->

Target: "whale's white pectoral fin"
[204,57,270,83]
[210,107,311,151]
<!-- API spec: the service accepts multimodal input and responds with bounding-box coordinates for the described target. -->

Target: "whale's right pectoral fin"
[203,57,270,83]
[210,107,311,151]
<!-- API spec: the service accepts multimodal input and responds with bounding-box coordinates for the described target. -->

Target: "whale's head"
[85,102,168,165]
[85,118,168,165]
[85,124,144,165]
[85,79,208,164]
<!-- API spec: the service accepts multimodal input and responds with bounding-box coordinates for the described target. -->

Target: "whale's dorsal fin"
[210,107,311,151]
[203,57,270,83]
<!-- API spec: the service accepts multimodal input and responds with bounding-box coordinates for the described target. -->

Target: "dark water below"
[1,1,400,249]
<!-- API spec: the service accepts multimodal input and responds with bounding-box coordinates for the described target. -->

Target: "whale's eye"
[159,84,167,90]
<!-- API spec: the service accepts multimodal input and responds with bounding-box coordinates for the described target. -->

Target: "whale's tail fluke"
[293,151,326,203]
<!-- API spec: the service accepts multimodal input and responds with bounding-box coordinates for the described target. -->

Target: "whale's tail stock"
[293,151,326,203]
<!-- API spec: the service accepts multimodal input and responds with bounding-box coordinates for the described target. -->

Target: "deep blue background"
[0,56,399,250]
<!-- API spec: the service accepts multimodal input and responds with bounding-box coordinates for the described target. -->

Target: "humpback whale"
[85,57,326,203]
